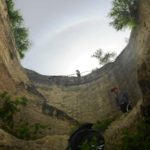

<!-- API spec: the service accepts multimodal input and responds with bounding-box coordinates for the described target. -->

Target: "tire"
[126,103,132,112]
[68,128,104,150]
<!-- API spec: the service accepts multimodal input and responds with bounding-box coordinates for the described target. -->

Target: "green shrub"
[31,123,46,135]
[0,91,25,129]
[92,117,116,132]
[79,117,116,150]
[15,96,28,106]
[109,0,139,30]
[80,140,90,150]
[80,137,100,150]
[14,121,46,140]
[15,121,31,140]
[120,117,150,150]
[92,49,116,66]
[0,91,46,140]
[6,0,30,58]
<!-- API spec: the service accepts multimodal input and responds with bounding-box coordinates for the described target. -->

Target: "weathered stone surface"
[136,0,150,116]
[104,100,142,150]
[0,1,75,149]
[0,0,29,93]
[104,0,150,149]
[0,129,69,150]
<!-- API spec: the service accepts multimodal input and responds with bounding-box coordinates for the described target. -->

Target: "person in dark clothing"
[111,87,132,113]
[76,70,81,78]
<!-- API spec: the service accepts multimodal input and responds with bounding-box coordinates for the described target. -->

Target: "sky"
[14,0,130,76]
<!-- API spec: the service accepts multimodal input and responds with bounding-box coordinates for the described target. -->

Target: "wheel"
[68,128,104,150]
[126,103,132,112]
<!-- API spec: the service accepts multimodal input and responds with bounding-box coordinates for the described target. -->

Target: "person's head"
[76,70,79,73]
[111,87,119,95]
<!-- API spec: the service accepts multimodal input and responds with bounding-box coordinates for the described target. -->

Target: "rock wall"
[26,30,142,123]
[0,1,77,149]
[105,0,150,149]
[136,0,150,116]
[0,0,76,125]
[0,0,30,93]
[25,4,149,122]
[26,64,114,86]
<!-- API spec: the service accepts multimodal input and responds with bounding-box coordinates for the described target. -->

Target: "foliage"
[6,0,30,58]
[0,91,46,140]
[109,0,139,30]
[120,117,150,150]
[80,137,100,150]
[14,121,46,140]
[15,121,32,140]
[15,96,28,106]
[79,117,115,150]
[0,92,27,130]
[92,117,116,132]
[92,49,116,65]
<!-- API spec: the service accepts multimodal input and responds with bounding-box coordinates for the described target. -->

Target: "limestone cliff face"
[137,0,150,116]
[104,0,150,149]
[26,29,142,123]
[0,0,29,92]
[0,1,76,149]
[0,0,75,124]
[25,0,150,125]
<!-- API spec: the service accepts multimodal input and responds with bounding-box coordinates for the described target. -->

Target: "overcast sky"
[14,0,130,76]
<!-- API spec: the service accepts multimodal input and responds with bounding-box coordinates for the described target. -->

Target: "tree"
[92,49,116,66]
[0,92,28,130]
[109,0,139,30]
[6,0,30,58]
[13,27,30,58]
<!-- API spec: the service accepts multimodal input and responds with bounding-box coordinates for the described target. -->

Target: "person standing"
[76,70,81,78]
[111,87,131,113]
